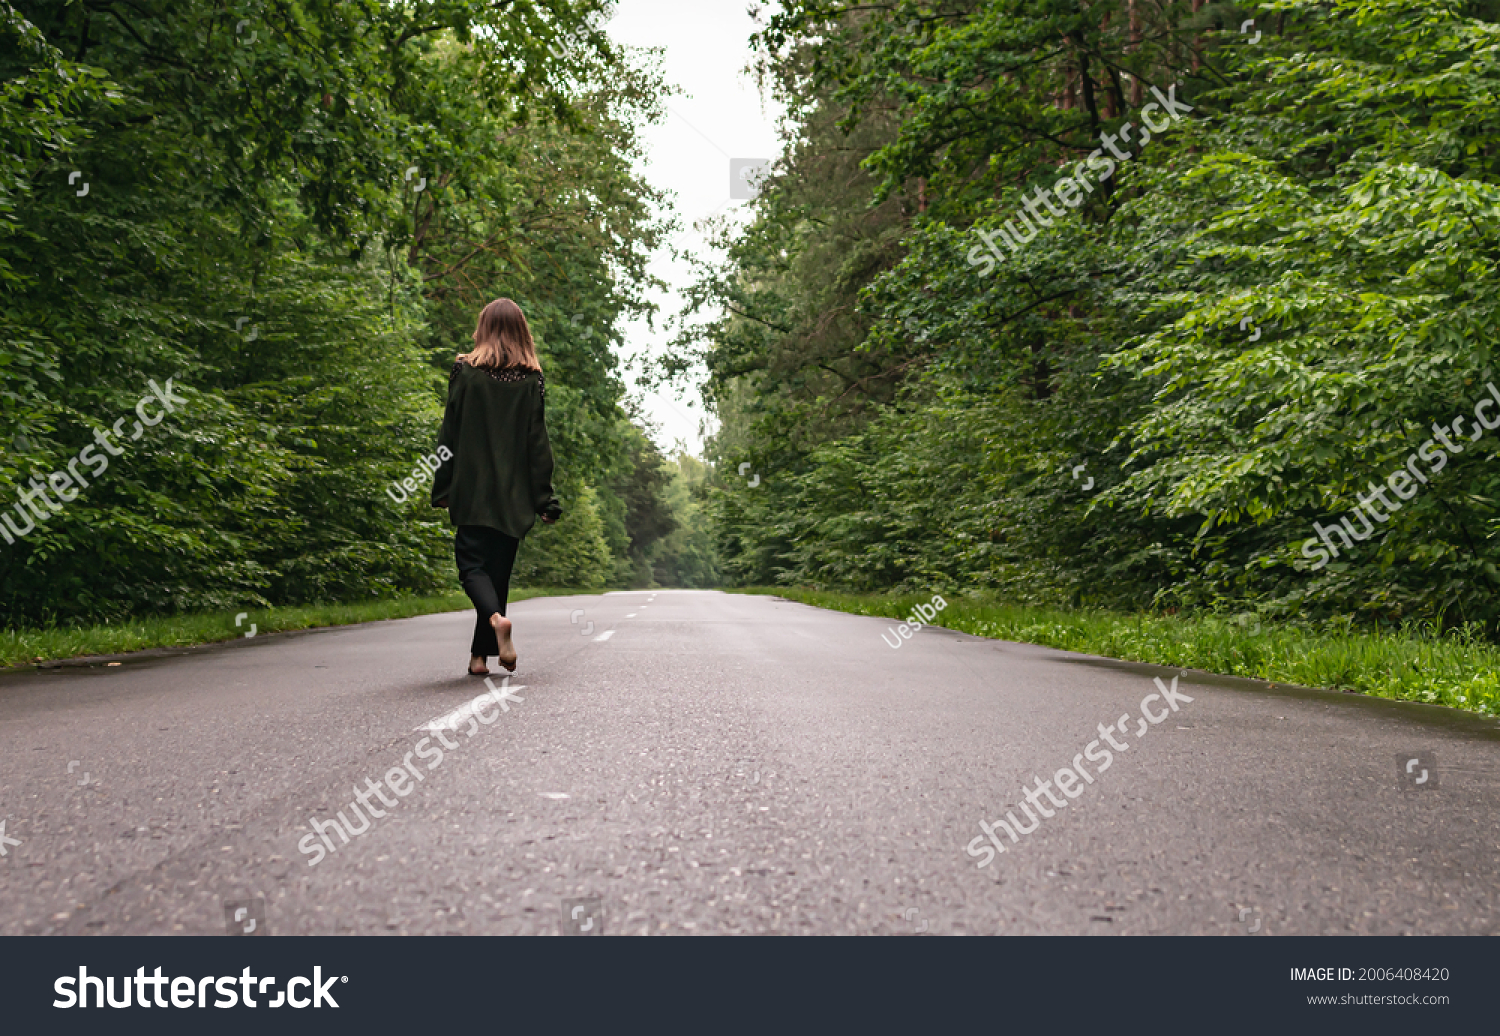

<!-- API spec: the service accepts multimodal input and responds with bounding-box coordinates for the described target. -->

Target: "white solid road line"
[594,630,615,642]
[416,682,526,732]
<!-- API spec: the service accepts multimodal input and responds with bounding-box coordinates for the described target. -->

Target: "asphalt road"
[2,590,1498,936]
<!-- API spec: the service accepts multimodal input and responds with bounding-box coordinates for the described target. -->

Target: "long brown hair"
[459,298,542,371]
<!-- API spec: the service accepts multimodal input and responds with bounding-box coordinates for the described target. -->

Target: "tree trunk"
[1129,0,1142,106]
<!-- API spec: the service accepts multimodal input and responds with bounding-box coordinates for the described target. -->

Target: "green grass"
[731,588,1500,718]
[0,588,586,669]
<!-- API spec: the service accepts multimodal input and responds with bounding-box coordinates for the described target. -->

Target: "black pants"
[455,525,520,658]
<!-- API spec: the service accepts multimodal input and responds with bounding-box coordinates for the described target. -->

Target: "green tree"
[687,0,1500,633]
[0,0,672,623]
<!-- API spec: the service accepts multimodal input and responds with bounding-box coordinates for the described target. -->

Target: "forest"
[1,0,716,626]
[682,0,1500,633]
[8,0,1500,644]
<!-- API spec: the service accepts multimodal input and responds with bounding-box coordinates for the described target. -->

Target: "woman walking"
[432,298,562,676]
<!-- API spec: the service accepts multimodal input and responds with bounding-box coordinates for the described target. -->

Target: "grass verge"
[731,588,1500,719]
[0,588,583,669]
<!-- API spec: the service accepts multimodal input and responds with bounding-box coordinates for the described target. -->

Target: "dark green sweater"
[431,361,561,538]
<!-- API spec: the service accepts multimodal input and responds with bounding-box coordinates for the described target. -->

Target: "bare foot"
[468,655,489,676]
[491,613,517,672]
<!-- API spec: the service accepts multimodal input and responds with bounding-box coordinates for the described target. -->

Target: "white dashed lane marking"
[416,682,526,732]
[594,630,615,642]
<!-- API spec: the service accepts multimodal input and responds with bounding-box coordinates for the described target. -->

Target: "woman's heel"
[491,613,517,671]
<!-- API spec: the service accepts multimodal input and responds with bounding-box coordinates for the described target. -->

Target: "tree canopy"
[683,0,1500,630]
[0,0,713,624]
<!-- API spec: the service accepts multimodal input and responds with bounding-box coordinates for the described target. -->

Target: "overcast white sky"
[606,0,785,455]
